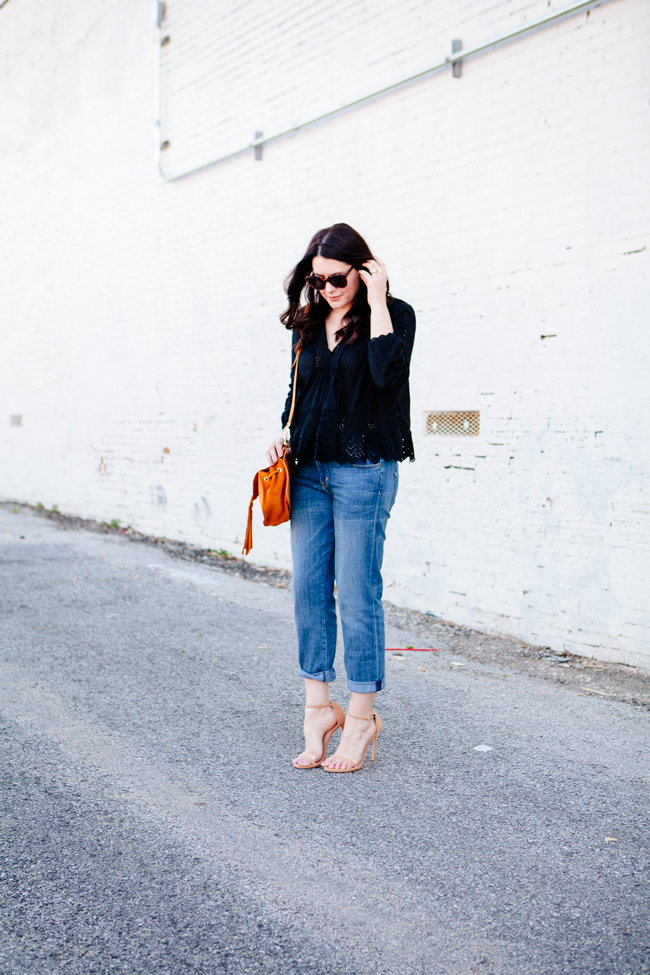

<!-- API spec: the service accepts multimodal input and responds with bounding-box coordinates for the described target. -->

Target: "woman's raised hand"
[359,257,388,307]
[266,437,289,466]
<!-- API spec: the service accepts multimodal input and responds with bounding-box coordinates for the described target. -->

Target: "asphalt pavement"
[1,507,648,975]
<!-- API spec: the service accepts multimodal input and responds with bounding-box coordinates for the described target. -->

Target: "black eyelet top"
[281,297,416,464]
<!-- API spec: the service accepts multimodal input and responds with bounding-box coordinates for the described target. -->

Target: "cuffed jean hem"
[347,678,385,693]
[298,667,337,683]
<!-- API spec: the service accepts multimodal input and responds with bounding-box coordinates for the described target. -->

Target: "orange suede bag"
[242,348,301,555]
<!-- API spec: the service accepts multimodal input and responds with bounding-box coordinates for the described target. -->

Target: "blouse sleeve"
[367,300,416,391]
[281,333,300,427]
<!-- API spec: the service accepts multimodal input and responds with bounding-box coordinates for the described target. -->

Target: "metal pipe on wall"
[153,0,616,183]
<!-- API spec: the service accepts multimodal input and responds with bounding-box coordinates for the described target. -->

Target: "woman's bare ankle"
[303,677,330,709]
[347,690,376,718]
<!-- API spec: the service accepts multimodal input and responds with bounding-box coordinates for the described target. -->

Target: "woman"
[266,223,416,772]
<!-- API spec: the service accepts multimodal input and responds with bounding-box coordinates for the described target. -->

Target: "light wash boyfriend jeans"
[290,457,399,693]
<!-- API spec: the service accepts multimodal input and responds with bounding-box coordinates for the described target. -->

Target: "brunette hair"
[280,223,389,347]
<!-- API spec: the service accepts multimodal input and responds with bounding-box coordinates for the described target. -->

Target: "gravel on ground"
[1,501,649,975]
[4,501,647,712]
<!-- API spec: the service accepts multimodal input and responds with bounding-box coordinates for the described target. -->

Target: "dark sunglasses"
[305,266,354,291]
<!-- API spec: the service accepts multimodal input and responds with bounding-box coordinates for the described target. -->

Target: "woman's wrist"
[367,292,388,310]
[369,298,393,337]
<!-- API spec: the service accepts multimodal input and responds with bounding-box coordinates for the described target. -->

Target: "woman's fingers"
[361,258,388,279]
[361,258,388,304]
[265,437,285,464]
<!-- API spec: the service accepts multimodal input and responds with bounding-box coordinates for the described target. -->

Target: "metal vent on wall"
[424,411,480,437]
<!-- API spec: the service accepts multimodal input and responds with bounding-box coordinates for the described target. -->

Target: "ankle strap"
[304,702,333,709]
[346,710,375,721]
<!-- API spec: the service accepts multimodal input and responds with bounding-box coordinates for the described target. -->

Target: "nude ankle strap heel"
[321,709,382,772]
[292,702,346,769]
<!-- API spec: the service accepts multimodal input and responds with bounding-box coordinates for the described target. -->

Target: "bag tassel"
[242,478,258,556]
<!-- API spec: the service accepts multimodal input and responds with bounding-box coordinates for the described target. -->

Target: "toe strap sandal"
[292,701,346,769]
[321,709,382,773]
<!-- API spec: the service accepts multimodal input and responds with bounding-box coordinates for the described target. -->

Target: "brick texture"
[1,0,648,667]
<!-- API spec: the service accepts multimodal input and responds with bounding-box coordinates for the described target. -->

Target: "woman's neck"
[324,307,348,350]
[325,306,349,329]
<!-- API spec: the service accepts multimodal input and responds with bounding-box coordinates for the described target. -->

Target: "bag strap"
[282,347,302,447]
[242,348,300,556]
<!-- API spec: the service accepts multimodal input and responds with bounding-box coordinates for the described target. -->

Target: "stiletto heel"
[292,702,345,769]
[321,710,382,773]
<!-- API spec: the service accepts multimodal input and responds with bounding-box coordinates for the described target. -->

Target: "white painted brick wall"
[1,0,648,667]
